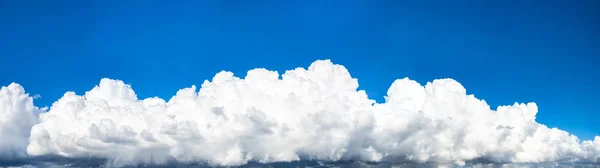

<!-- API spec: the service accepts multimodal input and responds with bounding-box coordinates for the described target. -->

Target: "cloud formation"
[0,83,40,160]
[1,60,599,167]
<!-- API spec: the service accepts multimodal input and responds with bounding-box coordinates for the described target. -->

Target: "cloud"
[31,94,41,100]
[1,60,599,167]
[0,83,40,160]
[370,78,600,165]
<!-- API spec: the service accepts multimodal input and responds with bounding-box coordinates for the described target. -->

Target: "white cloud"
[2,60,599,167]
[0,83,40,160]
[26,61,376,167]
[371,78,600,165]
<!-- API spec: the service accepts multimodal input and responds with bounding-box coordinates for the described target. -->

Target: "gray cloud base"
[1,60,599,167]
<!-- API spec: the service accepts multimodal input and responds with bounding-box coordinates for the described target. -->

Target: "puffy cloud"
[1,59,598,167]
[370,78,600,165]
[0,83,40,160]
[26,60,376,167]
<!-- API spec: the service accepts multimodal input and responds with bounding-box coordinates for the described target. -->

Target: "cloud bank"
[1,60,599,167]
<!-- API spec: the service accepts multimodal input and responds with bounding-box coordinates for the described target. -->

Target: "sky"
[0,0,598,144]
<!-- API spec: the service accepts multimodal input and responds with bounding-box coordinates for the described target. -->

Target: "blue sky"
[1,0,598,140]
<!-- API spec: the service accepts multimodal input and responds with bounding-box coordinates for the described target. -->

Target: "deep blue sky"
[1,0,598,140]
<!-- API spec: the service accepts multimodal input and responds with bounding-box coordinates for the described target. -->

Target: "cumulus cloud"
[0,83,40,160]
[1,60,599,167]
[371,78,600,165]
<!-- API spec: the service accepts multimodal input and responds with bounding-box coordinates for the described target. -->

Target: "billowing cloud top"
[1,60,599,167]
[0,83,39,160]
